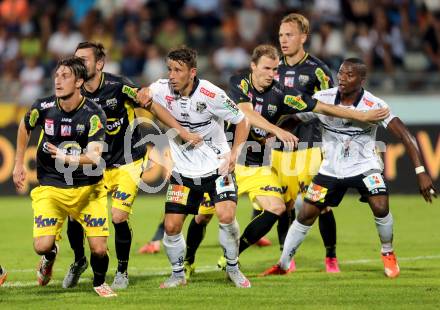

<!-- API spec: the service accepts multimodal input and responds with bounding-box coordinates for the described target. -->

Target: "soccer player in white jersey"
[147,47,251,288]
[262,58,437,278]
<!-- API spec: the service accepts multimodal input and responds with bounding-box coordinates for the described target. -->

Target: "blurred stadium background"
[0,0,439,195]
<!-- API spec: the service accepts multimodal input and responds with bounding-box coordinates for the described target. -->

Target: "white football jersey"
[297,87,396,178]
[150,78,244,177]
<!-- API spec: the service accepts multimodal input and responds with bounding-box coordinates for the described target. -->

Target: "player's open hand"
[136,87,153,108]
[275,128,298,151]
[218,152,232,175]
[363,108,390,122]
[417,172,437,203]
[12,163,27,191]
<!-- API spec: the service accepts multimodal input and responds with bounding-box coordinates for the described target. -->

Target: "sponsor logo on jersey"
[298,74,309,86]
[363,98,375,107]
[29,109,39,127]
[89,115,103,137]
[122,85,138,100]
[284,76,294,88]
[200,87,216,98]
[267,104,278,116]
[256,97,263,102]
[285,70,295,75]
[106,117,124,135]
[315,68,330,90]
[34,215,58,228]
[45,119,54,135]
[240,79,249,95]
[83,214,107,227]
[305,182,328,202]
[61,118,72,123]
[61,125,71,136]
[166,184,190,205]
[223,99,239,115]
[106,98,118,109]
[259,185,284,194]
[60,142,82,156]
[254,103,263,114]
[196,101,207,113]
[284,95,307,111]
[40,101,55,109]
[181,112,190,120]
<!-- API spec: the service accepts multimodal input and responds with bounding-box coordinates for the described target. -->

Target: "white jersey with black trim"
[297,87,396,178]
[150,78,244,178]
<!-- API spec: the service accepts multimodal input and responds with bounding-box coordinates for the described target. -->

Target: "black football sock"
[319,210,337,258]
[185,217,207,264]
[251,208,262,220]
[277,211,290,250]
[67,219,86,262]
[113,221,132,273]
[43,244,58,261]
[91,253,109,287]
[151,220,165,242]
[239,211,279,254]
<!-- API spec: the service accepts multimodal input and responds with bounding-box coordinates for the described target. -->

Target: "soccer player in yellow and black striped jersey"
[271,13,339,273]
[13,57,115,297]
[63,42,201,290]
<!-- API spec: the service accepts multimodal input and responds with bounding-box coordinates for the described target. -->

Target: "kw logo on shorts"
[166,185,190,205]
[305,182,328,203]
[260,185,284,194]
[84,214,107,227]
[113,190,131,201]
[34,216,58,228]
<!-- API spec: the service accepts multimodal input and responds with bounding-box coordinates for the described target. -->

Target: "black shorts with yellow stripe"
[165,172,238,215]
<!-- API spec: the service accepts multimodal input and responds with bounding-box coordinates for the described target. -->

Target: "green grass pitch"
[0,194,439,309]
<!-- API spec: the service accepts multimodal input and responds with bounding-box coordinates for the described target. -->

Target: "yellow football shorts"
[31,181,109,239]
[103,158,144,213]
[271,147,322,202]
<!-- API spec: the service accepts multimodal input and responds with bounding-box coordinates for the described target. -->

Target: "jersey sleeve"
[209,90,244,125]
[376,99,396,128]
[149,80,168,108]
[227,76,251,104]
[87,109,107,143]
[280,90,317,115]
[23,100,43,132]
[296,111,318,122]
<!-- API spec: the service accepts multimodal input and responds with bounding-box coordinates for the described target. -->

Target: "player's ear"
[190,67,197,79]
[75,78,84,88]
[96,58,104,72]
[250,61,257,71]
[300,33,307,45]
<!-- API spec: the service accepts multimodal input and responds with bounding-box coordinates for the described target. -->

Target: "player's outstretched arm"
[13,119,31,191]
[313,101,390,122]
[47,141,104,166]
[387,117,437,203]
[239,102,298,149]
[150,102,202,147]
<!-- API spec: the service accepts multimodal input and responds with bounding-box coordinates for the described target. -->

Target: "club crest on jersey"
[284,76,294,88]
[106,98,118,109]
[61,125,71,136]
[298,74,310,86]
[267,104,278,116]
[196,101,207,113]
[200,87,216,98]
[76,124,85,134]
[284,95,307,111]
[45,119,54,135]
[363,98,375,107]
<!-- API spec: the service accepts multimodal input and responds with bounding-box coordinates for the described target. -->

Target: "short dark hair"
[343,57,367,79]
[55,57,88,81]
[167,47,197,69]
[76,41,106,61]
[251,44,279,65]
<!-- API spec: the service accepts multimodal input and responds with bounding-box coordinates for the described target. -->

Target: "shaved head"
[343,58,367,80]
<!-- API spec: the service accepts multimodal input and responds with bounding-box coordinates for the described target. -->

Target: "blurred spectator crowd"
[1,0,440,106]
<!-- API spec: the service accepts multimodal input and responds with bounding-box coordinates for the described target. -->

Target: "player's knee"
[112,208,129,223]
[90,244,107,257]
[33,240,54,255]
[296,202,320,226]
[372,203,389,218]
[164,221,181,235]
[196,214,213,225]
